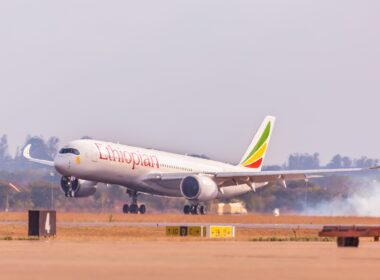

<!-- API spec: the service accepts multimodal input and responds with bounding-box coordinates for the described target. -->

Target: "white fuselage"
[54,139,261,199]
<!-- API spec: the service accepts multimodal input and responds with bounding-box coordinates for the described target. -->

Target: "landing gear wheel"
[123,190,148,214]
[196,205,202,215]
[200,205,207,215]
[185,204,207,215]
[130,204,139,214]
[139,204,146,214]
[190,205,200,215]
[183,205,191,215]
[123,204,129,214]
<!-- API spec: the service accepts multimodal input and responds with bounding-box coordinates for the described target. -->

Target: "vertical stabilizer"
[239,116,276,170]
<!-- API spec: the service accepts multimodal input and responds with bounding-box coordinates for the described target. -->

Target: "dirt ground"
[0,224,324,241]
[0,212,379,241]
[1,241,380,280]
[1,213,380,279]
[1,212,380,225]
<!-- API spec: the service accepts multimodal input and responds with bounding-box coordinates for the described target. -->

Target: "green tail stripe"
[243,122,271,163]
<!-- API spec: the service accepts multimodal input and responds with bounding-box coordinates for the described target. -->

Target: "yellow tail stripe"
[242,142,267,166]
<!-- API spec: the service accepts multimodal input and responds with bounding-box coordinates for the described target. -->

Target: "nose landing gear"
[183,203,207,215]
[122,190,146,214]
[61,176,79,198]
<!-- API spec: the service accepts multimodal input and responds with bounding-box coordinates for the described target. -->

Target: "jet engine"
[180,175,218,201]
[60,176,97,198]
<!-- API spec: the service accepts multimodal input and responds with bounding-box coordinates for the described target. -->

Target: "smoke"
[302,179,380,217]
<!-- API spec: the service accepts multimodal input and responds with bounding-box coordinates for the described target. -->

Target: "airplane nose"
[54,157,69,175]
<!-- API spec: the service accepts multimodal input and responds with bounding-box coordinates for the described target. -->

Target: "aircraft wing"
[144,166,380,185]
[23,144,55,167]
[214,167,379,183]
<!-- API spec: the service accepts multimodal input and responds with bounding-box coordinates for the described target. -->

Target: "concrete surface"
[1,241,380,280]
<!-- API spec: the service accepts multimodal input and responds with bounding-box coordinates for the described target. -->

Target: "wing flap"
[215,167,378,181]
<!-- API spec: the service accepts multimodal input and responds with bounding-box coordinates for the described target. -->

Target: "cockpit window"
[59,148,80,155]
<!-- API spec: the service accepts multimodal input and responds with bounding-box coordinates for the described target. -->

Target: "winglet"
[23,144,55,167]
[23,144,32,160]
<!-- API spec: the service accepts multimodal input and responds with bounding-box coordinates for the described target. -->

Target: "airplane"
[23,116,379,215]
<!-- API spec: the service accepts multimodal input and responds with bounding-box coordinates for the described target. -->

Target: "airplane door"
[91,146,98,163]
[67,157,72,170]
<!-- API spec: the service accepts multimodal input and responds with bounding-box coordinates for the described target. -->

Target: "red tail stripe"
[245,158,263,169]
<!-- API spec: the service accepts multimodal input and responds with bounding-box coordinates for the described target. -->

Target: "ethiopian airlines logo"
[241,122,271,169]
[95,143,160,170]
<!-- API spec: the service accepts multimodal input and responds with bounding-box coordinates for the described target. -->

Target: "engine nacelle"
[180,175,218,202]
[60,176,97,198]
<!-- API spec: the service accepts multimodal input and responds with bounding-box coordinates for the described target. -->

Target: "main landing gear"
[183,203,207,215]
[123,190,146,214]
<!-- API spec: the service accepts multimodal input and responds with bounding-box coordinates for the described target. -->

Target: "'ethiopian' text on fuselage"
[94,143,160,170]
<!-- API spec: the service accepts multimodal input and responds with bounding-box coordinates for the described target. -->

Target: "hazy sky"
[0,1,379,165]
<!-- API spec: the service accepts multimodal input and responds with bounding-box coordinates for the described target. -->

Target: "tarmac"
[1,240,380,280]
[1,213,380,279]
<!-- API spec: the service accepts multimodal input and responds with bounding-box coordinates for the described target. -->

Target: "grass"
[1,212,380,225]
[250,236,333,242]
[1,212,376,242]
[1,236,40,241]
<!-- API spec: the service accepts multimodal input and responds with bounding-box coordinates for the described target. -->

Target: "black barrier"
[28,210,56,237]
[180,226,188,236]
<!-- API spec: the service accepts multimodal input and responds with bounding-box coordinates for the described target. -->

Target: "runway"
[1,241,380,280]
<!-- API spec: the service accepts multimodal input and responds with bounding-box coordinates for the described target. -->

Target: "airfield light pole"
[5,187,9,212]
[50,172,55,210]
[304,180,308,211]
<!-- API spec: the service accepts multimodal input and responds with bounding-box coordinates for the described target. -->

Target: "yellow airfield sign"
[207,226,235,238]
[166,226,180,236]
[188,226,202,237]
[166,226,203,237]
[166,225,235,238]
